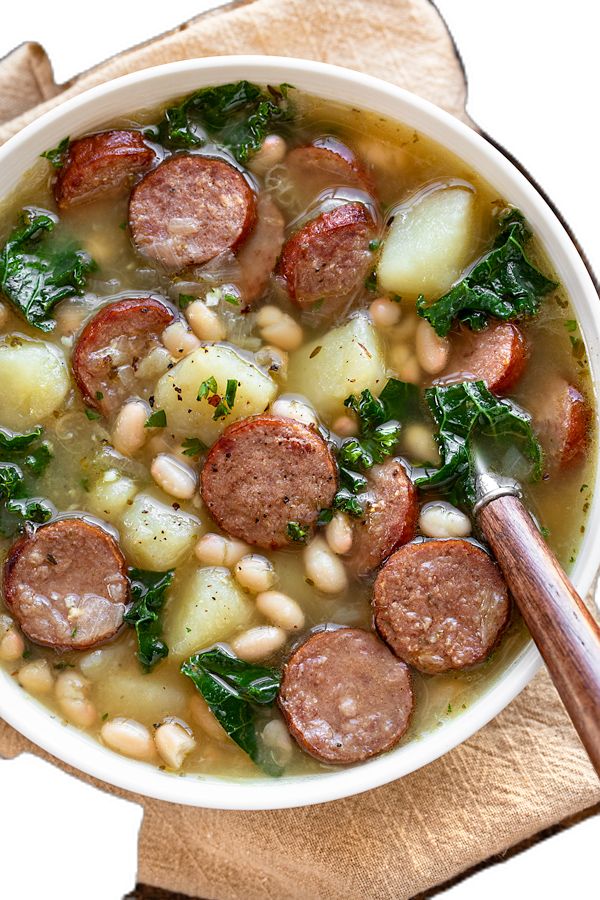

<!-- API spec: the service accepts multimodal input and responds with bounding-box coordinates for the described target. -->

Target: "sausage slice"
[3,518,129,651]
[350,458,418,577]
[285,138,375,200]
[72,296,175,416]
[201,415,338,549]
[441,322,528,394]
[373,539,510,674]
[236,194,285,303]
[278,627,413,764]
[279,202,376,309]
[530,375,591,471]
[128,155,257,271]
[54,131,155,209]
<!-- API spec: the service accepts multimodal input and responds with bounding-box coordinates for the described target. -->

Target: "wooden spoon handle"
[478,493,600,776]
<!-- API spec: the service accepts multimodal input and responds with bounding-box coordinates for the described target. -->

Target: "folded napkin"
[0,2,598,897]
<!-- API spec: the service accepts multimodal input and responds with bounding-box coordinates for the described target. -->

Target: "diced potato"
[286,314,386,421]
[153,344,277,443]
[164,566,256,661]
[377,186,476,298]
[94,665,188,722]
[0,336,69,429]
[121,493,201,570]
[87,469,138,523]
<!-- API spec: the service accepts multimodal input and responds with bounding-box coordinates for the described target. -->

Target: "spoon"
[472,457,600,776]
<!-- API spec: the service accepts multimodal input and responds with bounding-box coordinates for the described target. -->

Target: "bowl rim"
[0,55,597,810]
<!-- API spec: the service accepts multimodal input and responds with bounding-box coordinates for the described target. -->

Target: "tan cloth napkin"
[0,1,598,897]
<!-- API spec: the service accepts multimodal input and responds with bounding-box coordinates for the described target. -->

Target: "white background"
[0,2,598,898]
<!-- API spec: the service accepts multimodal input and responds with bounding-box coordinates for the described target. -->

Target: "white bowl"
[0,56,598,810]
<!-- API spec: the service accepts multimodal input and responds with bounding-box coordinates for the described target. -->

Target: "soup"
[0,82,593,778]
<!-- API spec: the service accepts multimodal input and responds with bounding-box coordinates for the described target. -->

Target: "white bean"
[112,400,149,457]
[331,414,358,437]
[303,536,348,594]
[194,533,250,568]
[401,423,440,465]
[255,590,305,631]
[234,554,277,593]
[255,345,288,380]
[154,719,196,769]
[186,300,226,342]
[262,718,294,766]
[415,319,450,375]
[101,717,155,761]
[395,353,421,385]
[256,305,283,328]
[369,297,401,328]
[151,453,197,500]
[17,659,54,694]
[258,306,303,351]
[135,344,172,380]
[389,343,411,370]
[162,321,202,358]
[248,134,287,176]
[231,625,287,662]
[189,693,229,742]
[55,670,97,728]
[325,511,353,555]
[391,314,419,342]
[0,623,25,661]
[271,397,318,427]
[419,501,472,538]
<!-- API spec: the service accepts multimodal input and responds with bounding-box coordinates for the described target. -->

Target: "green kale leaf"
[124,568,174,671]
[40,137,70,169]
[0,426,54,536]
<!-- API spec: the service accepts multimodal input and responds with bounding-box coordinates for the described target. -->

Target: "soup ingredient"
[128,155,257,270]
[0,614,25,660]
[303,536,348,594]
[442,321,528,395]
[261,717,294,767]
[234,554,277,593]
[324,511,353,556]
[416,380,543,505]
[285,138,374,200]
[247,133,287,176]
[112,400,150,457]
[400,422,440,464]
[528,375,591,472]
[373,539,510,673]
[53,131,155,208]
[0,211,95,331]
[278,627,413,764]
[419,501,472,538]
[331,414,358,437]
[150,453,197,500]
[189,692,229,741]
[101,716,156,761]
[88,470,138,521]
[161,320,202,358]
[287,314,385,420]
[40,136,69,168]
[3,518,129,650]
[17,658,54,694]
[201,415,337,549]
[154,344,277,443]
[377,186,475,298]
[124,568,174,671]
[416,208,556,337]
[185,300,226,342]
[0,425,52,520]
[181,645,282,773]
[415,319,450,375]
[369,296,401,328]
[156,80,292,163]
[235,194,285,303]
[55,669,97,727]
[154,719,196,769]
[270,396,318,427]
[256,304,304,351]
[121,493,201,570]
[194,533,250,568]
[230,625,287,662]
[255,590,305,631]
[165,566,255,661]
[279,201,376,309]
[349,459,417,577]
[72,296,174,416]
[0,337,69,430]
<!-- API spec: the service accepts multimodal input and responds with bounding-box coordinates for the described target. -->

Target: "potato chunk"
[153,344,277,443]
[164,566,256,661]
[287,314,385,421]
[377,186,475,298]
[94,665,189,722]
[121,493,201,570]
[0,336,69,429]
[87,469,138,523]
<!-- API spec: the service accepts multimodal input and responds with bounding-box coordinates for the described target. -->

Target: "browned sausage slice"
[350,458,418,577]
[529,375,591,471]
[128,155,257,271]
[72,296,175,416]
[278,201,376,309]
[373,539,510,674]
[441,322,528,394]
[286,138,375,200]
[201,415,338,549]
[3,518,129,651]
[278,627,413,764]
[236,194,285,303]
[54,131,155,209]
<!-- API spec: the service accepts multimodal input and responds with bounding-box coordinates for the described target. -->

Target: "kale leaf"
[124,568,174,671]
[416,209,557,337]
[415,380,543,505]
[181,646,282,775]
[0,426,54,536]
[156,81,293,162]
[40,137,70,169]
[0,210,96,331]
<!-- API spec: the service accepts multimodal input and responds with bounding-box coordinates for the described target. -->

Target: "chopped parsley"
[84,408,101,421]
[144,409,167,428]
[197,375,239,421]
[287,521,309,542]
[40,136,70,168]
[178,293,196,309]
[181,437,207,457]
